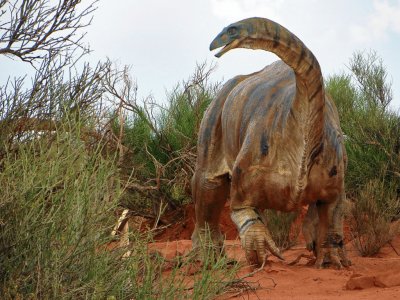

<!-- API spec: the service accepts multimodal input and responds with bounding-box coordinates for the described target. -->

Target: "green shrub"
[111,63,220,215]
[326,51,400,195]
[0,120,240,299]
[326,51,400,255]
[350,178,399,256]
[0,121,131,299]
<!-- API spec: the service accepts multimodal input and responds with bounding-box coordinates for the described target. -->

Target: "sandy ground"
[149,237,400,300]
[145,203,400,299]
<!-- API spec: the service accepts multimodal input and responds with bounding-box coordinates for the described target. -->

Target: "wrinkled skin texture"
[191,17,351,268]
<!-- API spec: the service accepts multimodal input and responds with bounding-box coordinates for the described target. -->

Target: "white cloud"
[350,0,400,43]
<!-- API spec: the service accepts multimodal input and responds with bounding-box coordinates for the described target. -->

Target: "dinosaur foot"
[241,222,284,268]
[315,247,351,269]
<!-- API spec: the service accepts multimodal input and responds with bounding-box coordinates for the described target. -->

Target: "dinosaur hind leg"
[314,194,350,269]
[302,203,318,256]
[331,193,351,267]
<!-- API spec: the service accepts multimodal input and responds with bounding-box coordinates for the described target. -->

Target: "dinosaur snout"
[209,34,241,58]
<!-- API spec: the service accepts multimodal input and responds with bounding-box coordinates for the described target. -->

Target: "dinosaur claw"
[313,247,351,269]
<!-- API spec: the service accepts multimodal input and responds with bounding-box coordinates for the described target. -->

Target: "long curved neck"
[248,19,325,109]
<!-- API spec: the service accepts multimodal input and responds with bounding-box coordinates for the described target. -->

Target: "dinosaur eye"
[227,27,238,36]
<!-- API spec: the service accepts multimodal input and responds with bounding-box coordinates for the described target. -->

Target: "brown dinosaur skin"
[191,17,351,268]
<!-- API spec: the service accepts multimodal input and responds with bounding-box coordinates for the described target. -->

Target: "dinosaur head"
[210,17,264,58]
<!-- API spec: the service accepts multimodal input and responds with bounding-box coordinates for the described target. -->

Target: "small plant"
[128,227,241,300]
[350,178,399,256]
[261,210,299,250]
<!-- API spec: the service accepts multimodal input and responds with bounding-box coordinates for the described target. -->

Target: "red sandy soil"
[148,203,400,300]
[154,202,238,241]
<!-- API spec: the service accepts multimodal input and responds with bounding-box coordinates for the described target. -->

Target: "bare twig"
[0,0,97,65]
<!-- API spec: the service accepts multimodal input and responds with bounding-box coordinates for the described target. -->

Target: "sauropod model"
[191,17,350,268]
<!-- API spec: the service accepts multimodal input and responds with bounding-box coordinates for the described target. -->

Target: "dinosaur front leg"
[231,207,283,267]
[191,171,229,254]
[314,197,349,269]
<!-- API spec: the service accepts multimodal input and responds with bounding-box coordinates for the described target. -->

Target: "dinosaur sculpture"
[191,17,351,268]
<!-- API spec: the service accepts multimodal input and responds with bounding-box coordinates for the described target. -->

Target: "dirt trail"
[148,204,400,299]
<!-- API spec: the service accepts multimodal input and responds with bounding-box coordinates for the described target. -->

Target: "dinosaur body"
[192,17,350,268]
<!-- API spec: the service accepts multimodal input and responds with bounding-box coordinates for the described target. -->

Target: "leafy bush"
[106,63,220,217]
[327,51,400,195]
[326,50,400,255]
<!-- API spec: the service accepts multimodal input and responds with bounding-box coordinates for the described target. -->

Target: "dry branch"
[0,0,97,65]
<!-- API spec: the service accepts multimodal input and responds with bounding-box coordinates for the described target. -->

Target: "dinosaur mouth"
[211,39,241,58]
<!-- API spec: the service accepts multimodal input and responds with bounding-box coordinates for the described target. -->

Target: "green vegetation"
[109,63,220,217]
[0,87,239,299]
[0,128,239,298]
[0,123,128,298]
[326,50,400,255]
[0,1,239,299]
[1,1,400,298]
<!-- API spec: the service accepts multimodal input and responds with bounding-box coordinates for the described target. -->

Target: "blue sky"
[1,0,399,109]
